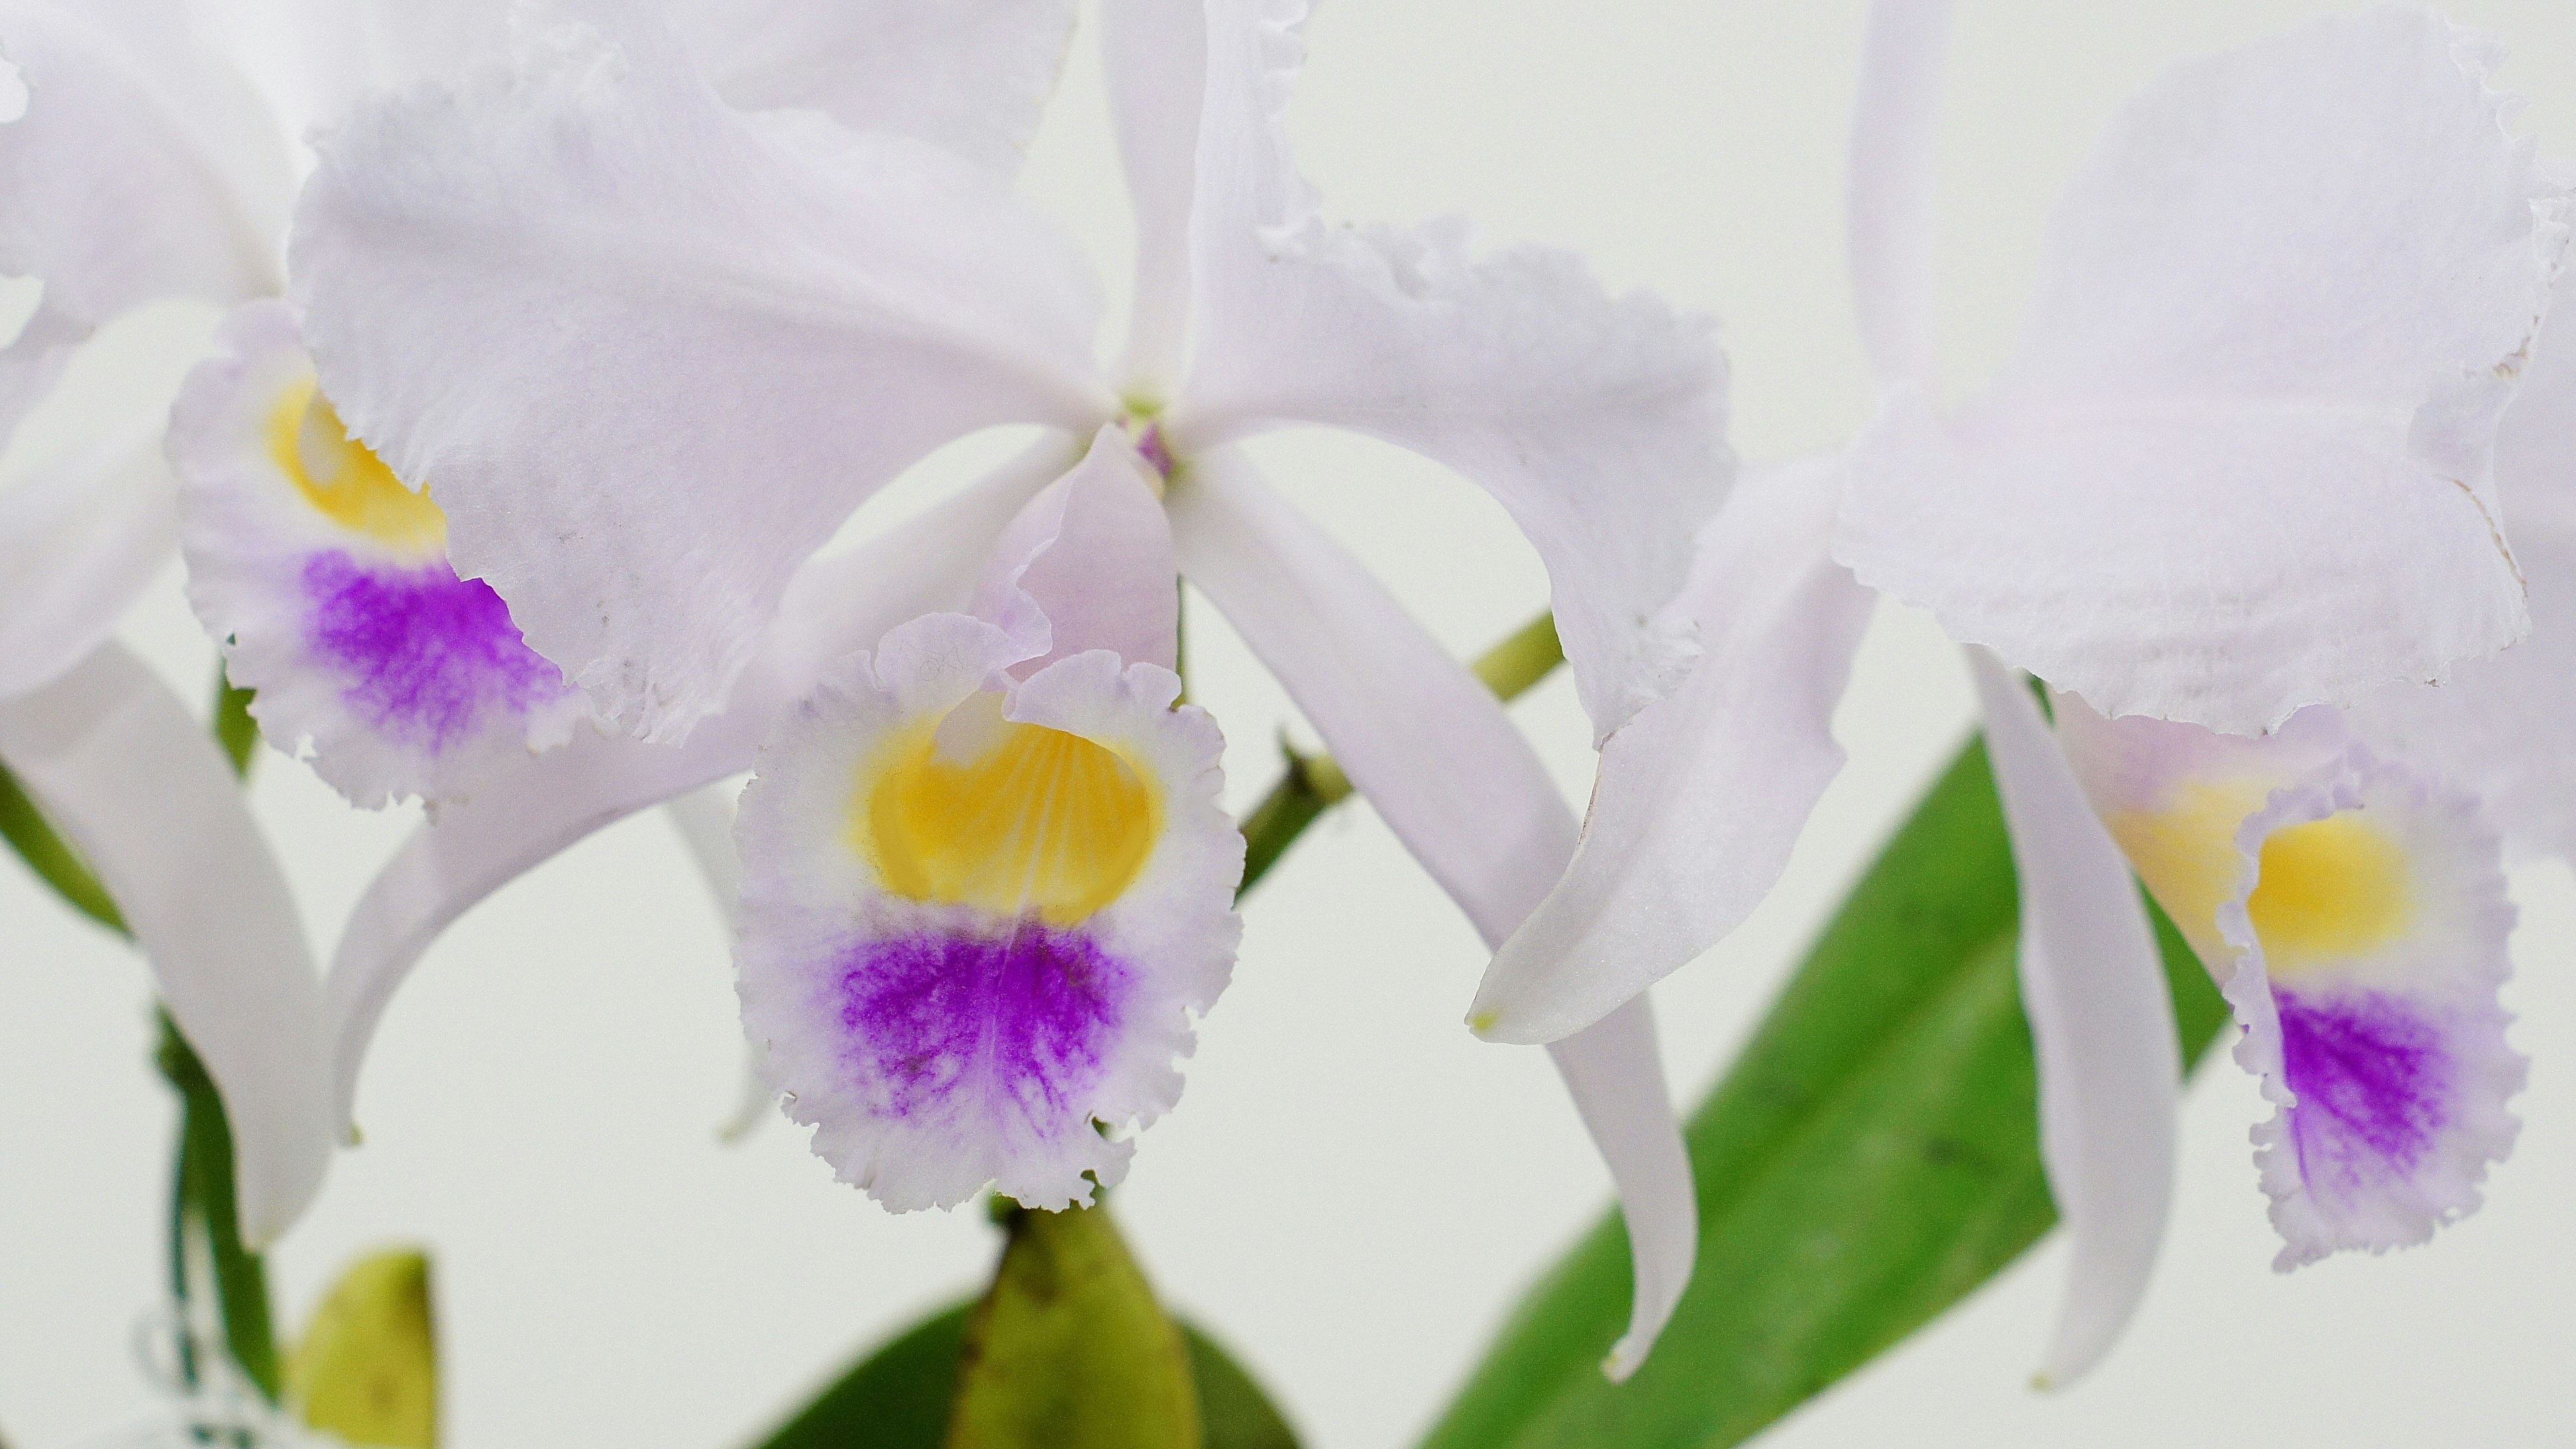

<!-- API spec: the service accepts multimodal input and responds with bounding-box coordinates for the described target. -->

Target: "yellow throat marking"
[855,702,1160,926]
[268,380,446,553]
[2110,782,2411,977]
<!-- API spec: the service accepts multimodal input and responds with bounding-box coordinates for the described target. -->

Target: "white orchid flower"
[1467,0,2567,1387]
[1826,0,2563,1386]
[294,0,1726,1376]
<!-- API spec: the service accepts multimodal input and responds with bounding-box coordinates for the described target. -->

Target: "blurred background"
[7,0,2576,1444]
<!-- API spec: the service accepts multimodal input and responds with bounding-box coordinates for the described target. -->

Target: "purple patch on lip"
[301,550,566,749]
[2277,988,2451,1195]
[836,921,1134,1127]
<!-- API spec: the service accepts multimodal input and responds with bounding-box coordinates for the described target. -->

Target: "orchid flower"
[1468,0,2569,1386]
[1820,0,2562,1384]
[292,0,1725,1375]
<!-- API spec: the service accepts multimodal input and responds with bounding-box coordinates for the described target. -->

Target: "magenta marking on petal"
[835,921,1133,1126]
[301,550,567,749]
[2277,988,2451,1192]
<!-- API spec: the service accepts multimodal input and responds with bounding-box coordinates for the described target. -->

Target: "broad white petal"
[171,302,586,808]
[2060,701,2524,1268]
[1169,0,1729,741]
[0,393,177,698]
[1845,0,1956,390]
[211,0,517,152]
[1169,449,1695,1374]
[0,0,292,443]
[0,644,330,1244]
[292,15,1112,741]
[1971,647,2178,1387]
[323,464,1036,1127]
[970,426,1177,674]
[669,0,1077,176]
[1474,459,1872,1044]
[1839,11,2569,733]
[737,619,1240,1210]
[1101,0,1206,387]
[2349,277,2576,864]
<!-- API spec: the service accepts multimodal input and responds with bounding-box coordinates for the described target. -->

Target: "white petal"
[291,15,1112,741]
[1168,0,1729,741]
[669,0,1076,176]
[1101,0,1205,387]
[1169,449,1572,941]
[0,387,177,698]
[1838,10,2569,733]
[1845,0,1956,390]
[323,467,1031,1126]
[1474,458,1873,1044]
[970,426,1178,674]
[170,301,588,808]
[2059,700,2524,1268]
[0,644,330,1244]
[736,619,1240,1210]
[1169,449,1695,1373]
[1545,994,1695,1383]
[2349,277,2576,864]
[211,0,515,152]
[1970,647,2178,1387]
[0,0,292,443]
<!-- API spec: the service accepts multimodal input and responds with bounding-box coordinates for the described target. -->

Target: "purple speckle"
[837,921,1134,1128]
[2278,989,2451,1192]
[301,550,566,749]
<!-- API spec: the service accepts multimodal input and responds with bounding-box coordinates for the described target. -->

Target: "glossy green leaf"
[1418,737,2235,1449]
[290,1248,439,1448]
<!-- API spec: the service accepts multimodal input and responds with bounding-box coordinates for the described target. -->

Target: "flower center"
[855,700,1161,926]
[270,381,447,555]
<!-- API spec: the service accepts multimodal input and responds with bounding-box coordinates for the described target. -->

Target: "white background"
[7,1,2576,1444]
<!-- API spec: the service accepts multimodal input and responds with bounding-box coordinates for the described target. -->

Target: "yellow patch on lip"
[854,700,1161,926]
[2109,782,2411,976]
[2245,813,2411,975]
[268,380,446,554]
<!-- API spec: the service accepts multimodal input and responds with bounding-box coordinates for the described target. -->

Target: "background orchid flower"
[1463,0,2565,1392]
[1738,0,2565,1387]
[294,0,1723,1377]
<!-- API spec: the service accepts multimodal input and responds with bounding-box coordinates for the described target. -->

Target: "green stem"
[1235,612,1561,900]
[158,1014,282,1403]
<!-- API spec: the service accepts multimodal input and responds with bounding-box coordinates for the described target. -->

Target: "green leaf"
[749,1263,1296,1449]
[158,1015,282,1402]
[289,1248,439,1448]
[1418,737,2235,1449]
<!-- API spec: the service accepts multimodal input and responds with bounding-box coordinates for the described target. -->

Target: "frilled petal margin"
[737,614,1238,1211]
[0,644,330,1244]
[292,11,1111,742]
[2059,702,2524,1268]
[1838,9,2569,733]
[1970,649,2179,1387]
[1169,449,1694,1379]
[172,301,587,808]
[1169,0,1729,744]
[1472,458,1873,1044]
